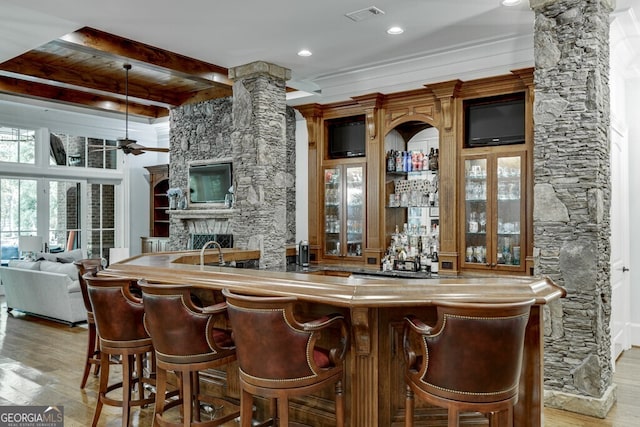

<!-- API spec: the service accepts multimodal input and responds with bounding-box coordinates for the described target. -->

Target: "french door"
[0,177,116,263]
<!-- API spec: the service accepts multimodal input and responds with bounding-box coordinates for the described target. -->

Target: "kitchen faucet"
[200,240,225,267]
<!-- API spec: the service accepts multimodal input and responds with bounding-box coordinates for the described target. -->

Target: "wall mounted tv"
[464,93,525,148]
[189,161,232,204]
[327,116,366,159]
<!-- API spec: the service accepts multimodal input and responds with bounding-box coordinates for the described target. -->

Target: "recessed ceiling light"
[298,49,312,57]
[387,26,404,35]
[501,0,522,6]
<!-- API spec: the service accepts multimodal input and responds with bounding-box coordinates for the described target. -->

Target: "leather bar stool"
[402,299,535,427]
[84,273,156,427]
[222,288,349,427]
[74,259,103,389]
[138,280,240,427]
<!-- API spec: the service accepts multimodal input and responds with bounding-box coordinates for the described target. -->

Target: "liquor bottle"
[387,150,395,172]
[422,151,429,171]
[430,148,439,171]
[425,251,432,274]
[431,251,439,274]
[395,151,403,172]
[404,151,412,172]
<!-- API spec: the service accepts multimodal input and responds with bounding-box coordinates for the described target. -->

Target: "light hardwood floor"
[0,296,638,426]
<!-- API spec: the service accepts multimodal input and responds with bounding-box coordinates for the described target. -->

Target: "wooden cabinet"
[144,164,169,237]
[460,151,527,273]
[298,68,534,274]
[140,236,170,253]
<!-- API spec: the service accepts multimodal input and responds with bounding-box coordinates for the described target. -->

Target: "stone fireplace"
[167,63,296,269]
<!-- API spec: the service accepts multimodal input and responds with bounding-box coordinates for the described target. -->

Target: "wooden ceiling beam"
[0,54,185,107]
[0,75,167,118]
[58,27,232,87]
[178,86,234,106]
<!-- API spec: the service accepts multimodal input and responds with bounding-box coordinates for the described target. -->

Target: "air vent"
[345,6,385,22]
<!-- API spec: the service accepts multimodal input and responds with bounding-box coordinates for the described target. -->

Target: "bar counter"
[104,250,566,427]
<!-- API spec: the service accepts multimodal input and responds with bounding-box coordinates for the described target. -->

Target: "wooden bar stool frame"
[402,299,534,427]
[139,280,239,427]
[85,273,157,427]
[222,288,349,427]
[74,258,103,389]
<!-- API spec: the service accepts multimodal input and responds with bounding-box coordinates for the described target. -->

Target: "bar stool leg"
[122,355,133,427]
[91,354,110,427]
[488,407,512,427]
[277,397,289,427]
[81,322,98,388]
[153,366,168,426]
[192,371,201,422]
[335,380,344,427]
[183,369,193,425]
[447,407,458,427]
[405,385,414,427]
[240,388,253,427]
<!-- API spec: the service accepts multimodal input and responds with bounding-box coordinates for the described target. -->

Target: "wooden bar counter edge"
[103,250,566,427]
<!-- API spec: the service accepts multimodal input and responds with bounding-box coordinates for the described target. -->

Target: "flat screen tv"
[189,161,233,204]
[328,116,366,158]
[464,93,525,147]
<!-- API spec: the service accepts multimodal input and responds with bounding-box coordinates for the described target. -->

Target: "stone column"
[228,61,291,270]
[530,0,615,417]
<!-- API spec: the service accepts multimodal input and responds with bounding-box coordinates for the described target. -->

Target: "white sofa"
[0,251,87,326]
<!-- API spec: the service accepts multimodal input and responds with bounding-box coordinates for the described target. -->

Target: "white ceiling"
[1,0,639,108]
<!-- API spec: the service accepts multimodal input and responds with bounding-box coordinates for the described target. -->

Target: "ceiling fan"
[91,64,169,156]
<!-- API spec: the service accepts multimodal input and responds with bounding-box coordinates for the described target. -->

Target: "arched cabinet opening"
[383,120,440,274]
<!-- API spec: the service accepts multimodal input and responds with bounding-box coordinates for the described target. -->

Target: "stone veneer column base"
[544,384,617,419]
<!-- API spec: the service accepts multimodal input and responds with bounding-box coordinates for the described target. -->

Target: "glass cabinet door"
[496,156,522,266]
[324,164,365,258]
[462,153,525,271]
[324,167,341,256]
[345,166,364,257]
[464,158,488,265]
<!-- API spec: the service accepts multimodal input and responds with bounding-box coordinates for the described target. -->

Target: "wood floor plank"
[1,296,638,426]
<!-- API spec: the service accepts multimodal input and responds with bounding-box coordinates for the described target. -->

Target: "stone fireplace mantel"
[168,209,235,220]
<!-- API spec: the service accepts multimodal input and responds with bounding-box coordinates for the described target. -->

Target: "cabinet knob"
[622,266,630,272]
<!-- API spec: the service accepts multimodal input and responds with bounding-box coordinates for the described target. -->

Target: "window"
[48,181,116,258]
[48,180,81,252]
[1,178,37,263]
[0,126,36,164]
[0,126,123,263]
[87,183,115,259]
[50,132,117,169]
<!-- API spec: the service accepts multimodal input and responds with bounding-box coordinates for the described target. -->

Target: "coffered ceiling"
[0,26,232,119]
[0,0,639,121]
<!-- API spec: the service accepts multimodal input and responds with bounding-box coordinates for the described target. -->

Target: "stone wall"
[229,62,293,270]
[167,93,296,257]
[531,0,615,417]
[167,98,234,250]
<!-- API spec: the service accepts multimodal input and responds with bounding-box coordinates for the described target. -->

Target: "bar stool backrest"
[404,299,534,405]
[84,274,147,343]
